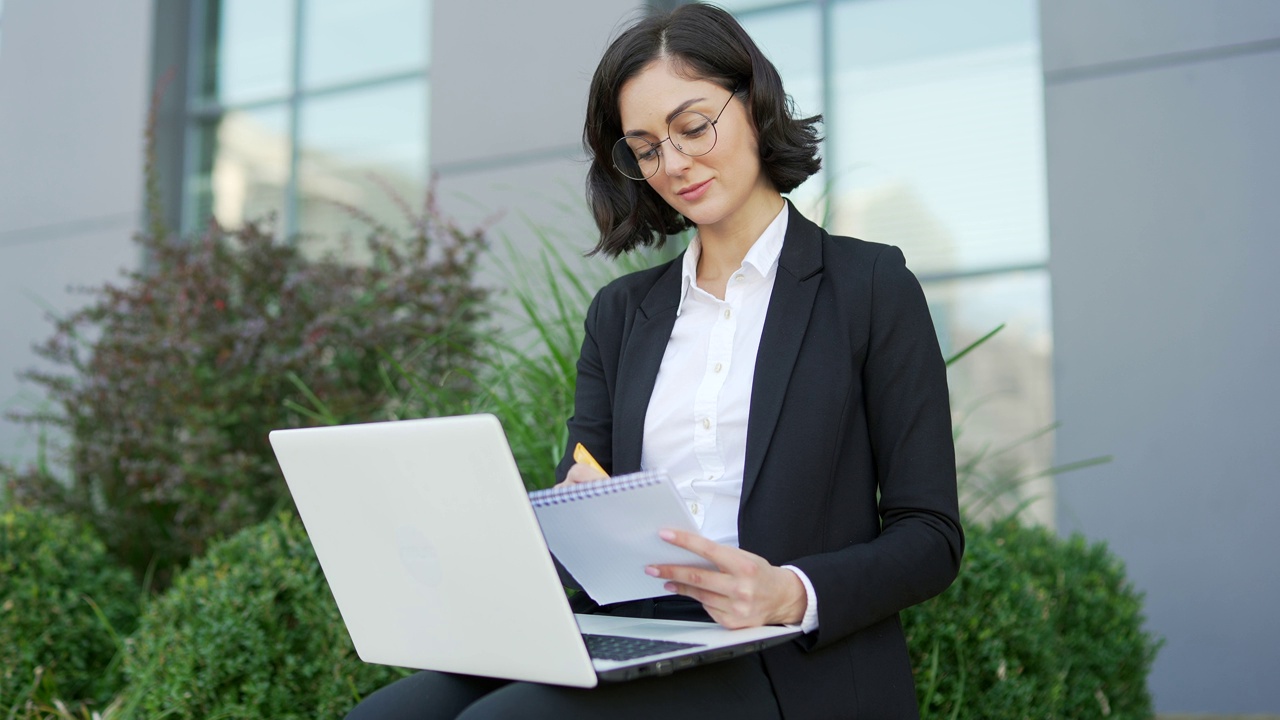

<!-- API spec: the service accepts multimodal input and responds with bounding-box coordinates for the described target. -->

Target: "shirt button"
[701,418,710,430]
[691,502,699,514]
[714,362,723,373]
[734,275,744,282]
[723,308,732,319]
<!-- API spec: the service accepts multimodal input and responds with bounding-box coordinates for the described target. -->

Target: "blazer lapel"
[742,204,824,505]
[612,257,683,474]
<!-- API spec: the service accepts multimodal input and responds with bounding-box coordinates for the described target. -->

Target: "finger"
[649,563,736,598]
[658,528,758,574]
[665,582,757,630]
[561,462,607,486]
[662,581,732,615]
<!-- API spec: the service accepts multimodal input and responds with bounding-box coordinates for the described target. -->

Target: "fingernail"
[658,529,676,541]
[645,566,660,577]
[664,582,677,593]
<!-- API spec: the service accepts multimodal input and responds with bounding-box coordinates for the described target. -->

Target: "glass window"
[829,0,1046,276]
[296,80,428,244]
[715,0,789,13]
[737,4,827,215]
[927,269,1055,524]
[720,0,1055,524]
[200,0,294,105]
[188,105,291,231]
[301,0,429,90]
[184,0,432,241]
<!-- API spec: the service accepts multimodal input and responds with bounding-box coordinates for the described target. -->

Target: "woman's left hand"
[646,529,808,629]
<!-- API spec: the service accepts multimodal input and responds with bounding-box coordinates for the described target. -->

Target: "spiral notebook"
[529,470,715,605]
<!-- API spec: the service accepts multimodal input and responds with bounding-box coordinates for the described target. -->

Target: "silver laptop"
[268,414,800,688]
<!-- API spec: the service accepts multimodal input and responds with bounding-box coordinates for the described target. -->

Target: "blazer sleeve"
[791,245,964,650]
[555,289,615,483]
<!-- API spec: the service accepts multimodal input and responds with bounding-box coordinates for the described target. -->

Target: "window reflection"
[925,270,1055,525]
[723,0,1055,525]
[186,0,431,240]
[302,0,429,90]
[296,80,428,250]
[829,0,1047,276]
[189,106,291,231]
[200,0,293,105]
[737,5,827,218]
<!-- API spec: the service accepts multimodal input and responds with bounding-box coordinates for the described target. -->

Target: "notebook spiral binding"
[528,469,667,507]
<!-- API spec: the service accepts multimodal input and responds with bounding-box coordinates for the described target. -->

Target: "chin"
[669,197,730,228]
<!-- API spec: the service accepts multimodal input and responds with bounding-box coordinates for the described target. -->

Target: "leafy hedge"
[904,518,1161,719]
[1,505,140,712]
[120,512,405,719]
[7,208,487,582]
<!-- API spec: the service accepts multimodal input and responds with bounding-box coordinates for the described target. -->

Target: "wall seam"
[1045,36,1280,85]
[0,212,138,249]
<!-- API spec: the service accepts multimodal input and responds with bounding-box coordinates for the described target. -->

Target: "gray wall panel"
[0,0,152,228]
[430,0,642,171]
[1041,0,1280,74]
[1045,4,1280,711]
[0,0,151,468]
[0,228,142,466]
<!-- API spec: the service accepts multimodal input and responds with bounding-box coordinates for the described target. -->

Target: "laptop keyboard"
[582,633,704,661]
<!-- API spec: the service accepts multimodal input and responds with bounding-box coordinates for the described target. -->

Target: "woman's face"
[617,58,776,232]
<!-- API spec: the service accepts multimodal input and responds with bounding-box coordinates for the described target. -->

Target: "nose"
[662,140,693,177]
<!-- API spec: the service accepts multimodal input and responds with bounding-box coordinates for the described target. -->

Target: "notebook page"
[529,470,715,605]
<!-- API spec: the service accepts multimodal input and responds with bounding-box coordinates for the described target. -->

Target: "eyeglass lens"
[612,110,719,181]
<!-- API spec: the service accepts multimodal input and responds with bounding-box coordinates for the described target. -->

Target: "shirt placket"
[689,283,743,526]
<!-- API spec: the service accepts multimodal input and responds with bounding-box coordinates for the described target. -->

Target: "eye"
[636,144,662,162]
[680,122,711,139]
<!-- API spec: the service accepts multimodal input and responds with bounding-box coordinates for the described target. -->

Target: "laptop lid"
[270,414,599,687]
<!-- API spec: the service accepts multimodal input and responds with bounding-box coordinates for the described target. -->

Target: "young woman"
[347,5,961,718]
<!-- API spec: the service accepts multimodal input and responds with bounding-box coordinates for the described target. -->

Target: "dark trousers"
[344,597,784,720]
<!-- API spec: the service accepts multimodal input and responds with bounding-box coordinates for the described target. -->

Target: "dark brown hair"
[584,3,822,256]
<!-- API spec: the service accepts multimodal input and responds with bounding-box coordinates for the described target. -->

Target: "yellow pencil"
[573,443,610,478]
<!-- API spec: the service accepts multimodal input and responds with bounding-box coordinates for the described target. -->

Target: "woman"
[348,4,961,718]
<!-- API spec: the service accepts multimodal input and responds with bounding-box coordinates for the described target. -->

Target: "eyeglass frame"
[612,85,741,181]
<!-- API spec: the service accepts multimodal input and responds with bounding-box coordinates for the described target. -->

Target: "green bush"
[120,512,405,719]
[904,518,1161,719]
[0,505,140,712]
[7,203,487,582]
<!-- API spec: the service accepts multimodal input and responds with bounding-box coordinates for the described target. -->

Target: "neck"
[695,191,786,282]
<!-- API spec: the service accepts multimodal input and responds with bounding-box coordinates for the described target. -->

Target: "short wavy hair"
[583,3,823,257]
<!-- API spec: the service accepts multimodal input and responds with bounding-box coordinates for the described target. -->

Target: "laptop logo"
[395,524,443,589]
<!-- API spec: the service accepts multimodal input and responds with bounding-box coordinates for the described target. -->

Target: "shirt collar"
[677,202,790,316]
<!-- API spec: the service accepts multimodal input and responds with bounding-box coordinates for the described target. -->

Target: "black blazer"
[555,203,964,719]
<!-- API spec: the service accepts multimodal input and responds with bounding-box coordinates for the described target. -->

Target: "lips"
[676,178,712,201]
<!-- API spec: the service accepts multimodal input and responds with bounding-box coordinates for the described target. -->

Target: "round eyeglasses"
[611,88,738,181]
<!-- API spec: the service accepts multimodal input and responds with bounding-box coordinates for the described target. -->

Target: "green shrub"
[7,202,487,582]
[904,519,1161,719]
[120,511,405,719]
[0,505,140,712]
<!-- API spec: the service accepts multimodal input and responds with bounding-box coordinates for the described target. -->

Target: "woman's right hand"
[555,462,608,488]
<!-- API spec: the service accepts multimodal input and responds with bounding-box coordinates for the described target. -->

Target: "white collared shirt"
[642,203,820,632]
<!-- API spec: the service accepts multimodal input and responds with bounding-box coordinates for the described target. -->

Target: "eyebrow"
[622,97,708,137]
